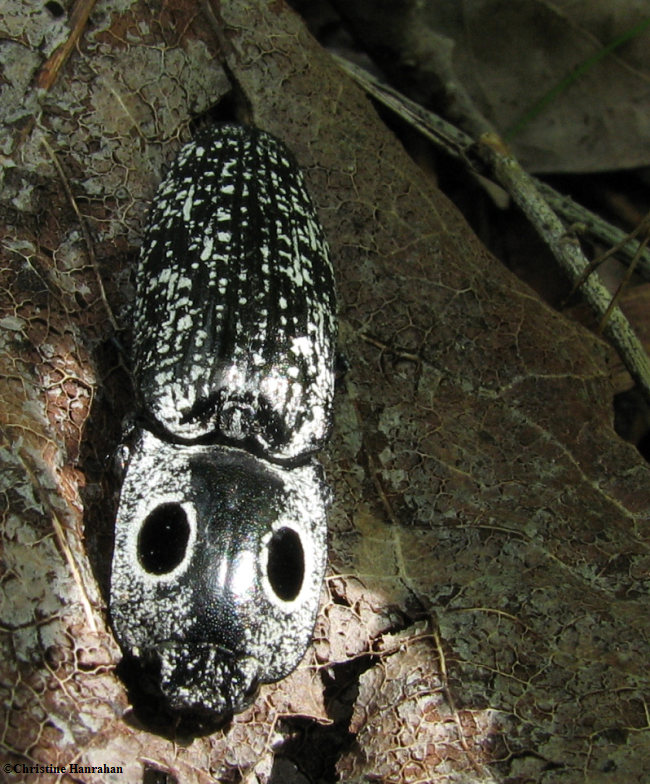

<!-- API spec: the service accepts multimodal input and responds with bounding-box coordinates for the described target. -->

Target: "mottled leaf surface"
[1,0,649,782]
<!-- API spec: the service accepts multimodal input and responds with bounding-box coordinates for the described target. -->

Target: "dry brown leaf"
[319,0,650,173]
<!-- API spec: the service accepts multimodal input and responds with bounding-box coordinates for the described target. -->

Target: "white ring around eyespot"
[126,495,197,587]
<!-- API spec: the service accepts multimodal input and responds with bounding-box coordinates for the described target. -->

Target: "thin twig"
[478,133,650,402]
[41,134,118,332]
[335,55,650,279]
[568,208,650,296]
[336,55,650,403]
[599,232,650,333]
[36,0,99,90]
[50,508,98,633]
[3,428,100,634]
[335,56,471,162]
[537,184,650,274]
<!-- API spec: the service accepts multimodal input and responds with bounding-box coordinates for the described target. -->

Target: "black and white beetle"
[110,124,336,716]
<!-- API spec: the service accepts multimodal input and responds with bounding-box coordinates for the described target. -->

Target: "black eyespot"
[266,527,304,601]
[138,503,190,575]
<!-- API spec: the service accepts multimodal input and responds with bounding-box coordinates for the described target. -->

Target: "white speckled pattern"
[133,124,336,461]
[111,430,328,715]
[110,125,335,717]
